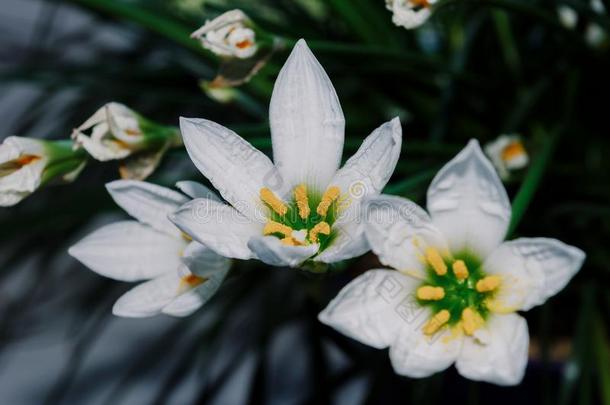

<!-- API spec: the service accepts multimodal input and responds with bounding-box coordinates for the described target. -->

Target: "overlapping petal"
[247,236,318,267]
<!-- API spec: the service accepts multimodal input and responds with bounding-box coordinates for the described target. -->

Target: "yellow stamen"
[416,286,445,301]
[476,275,501,292]
[181,232,193,242]
[452,260,469,280]
[263,221,293,238]
[294,184,310,219]
[260,188,288,216]
[425,247,447,276]
[316,186,340,216]
[423,310,450,335]
[461,308,484,336]
[501,141,526,162]
[309,221,331,243]
[15,155,40,166]
[178,274,206,293]
[280,237,298,246]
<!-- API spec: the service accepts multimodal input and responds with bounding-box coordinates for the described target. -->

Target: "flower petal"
[181,241,232,279]
[319,269,420,349]
[456,313,529,386]
[106,180,188,238]
[69,221,186,281]
[314,221,369,263]
[483,238,585,312]
[112,272,181,318]
[175,180,221,201]
[269,39,345,192]
[179,117,281,221]
[363,195,448,276]
[427,140,511,258]
[170,198,261,260]
[247,236,318,267]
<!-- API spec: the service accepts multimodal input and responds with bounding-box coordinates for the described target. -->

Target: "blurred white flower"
[191,10,258,59]
[484,134,529,180]
[558,0,607,48]
[0,136,86,207]
[385,0,438,29]
[171,39,402,270]
[69,180,230,318]
[319,140,585,385]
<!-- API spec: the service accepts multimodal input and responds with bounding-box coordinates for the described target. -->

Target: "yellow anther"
[294,184,310,219]
[416,286,445,301]
[308,221,331,243]
[263,221,293,238]
[452,260,469,280]
[280,237,298,246]
[260,188,288,216]
[181,232,193,242]
[423,310,450,335]
[461,308,484,336]
[316,186,340,216]
[178,274,206,293]
[425,247,447,276]
[476,275,501,292]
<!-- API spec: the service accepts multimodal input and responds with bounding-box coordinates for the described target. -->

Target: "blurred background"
[1,0,609,403]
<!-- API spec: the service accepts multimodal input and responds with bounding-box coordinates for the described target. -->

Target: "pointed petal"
[175,180,221,201]
[106,180,188,237]
[314,222,369,263]
[319,269,419,349]
[179,117,282,221]
[363,195,448,276]
[456,314,529,386]
[427,140,511,258]
[247,236,318,267]
[269,39,345,192]
[69,221,186,281]
[483,238,585,311]
[112,272,181,318]
[170,198,261,260]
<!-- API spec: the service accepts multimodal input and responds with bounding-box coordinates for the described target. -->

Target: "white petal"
[113,272,181,318]
[427,139,511,258]
[389,309,462,378]
[180,117,281,221]
[181,241,231,278]
[330,117,402,226]
[314,221,369,263]
[319,269,420,349]
[72,132,131,161]
[247,236,318,267]
[483,238,585,312]
[170,198,261,260]
[269,39,345,192]
[363,195,448,276]
[175,180,221,201]
[69,221,186,281]
[106,180,188,238]
[456,313,529,386]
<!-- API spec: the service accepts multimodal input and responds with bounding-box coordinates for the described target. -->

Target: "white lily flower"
[170,39,402,269]
[69,180,230,318]
[385,0,438,30]
[71,102,181,162]
[484,134,529,180]
[191,10,258,59]
[319,140,585,385]
[0,136,87,207]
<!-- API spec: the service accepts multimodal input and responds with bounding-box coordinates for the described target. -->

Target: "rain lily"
[0,136,87,207]
[319,140,585,385]
[191,10,259,59]
[171,39,402,270]
[385,0,438,30]
[69,180,230,317]
[484,134,529,180]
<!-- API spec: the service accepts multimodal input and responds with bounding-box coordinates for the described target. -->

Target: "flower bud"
[191,10,258,59]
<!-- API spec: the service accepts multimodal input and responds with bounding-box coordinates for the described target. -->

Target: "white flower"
[0,136,86,207]
[558,0,607,47]
[69,180,230,317]
[191,10,258,59]
[385,0,438,30]
[71,102,181,162]
[170,39,402,269]
[484,134,529,180]
[319,140,585,385]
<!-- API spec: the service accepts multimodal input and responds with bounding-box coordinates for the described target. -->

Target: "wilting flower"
[558,0,607,47]
[484,134,529,180]
[71,102,182,179]
[385,0,437,30]
[0,136,87,207]
[191,10,258,59]
[69,180,230,317]
[319,140,585,385]
[171,39,402,270]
